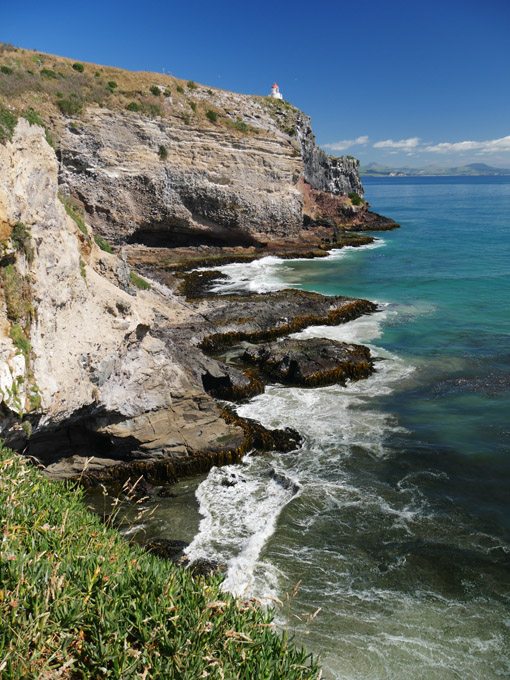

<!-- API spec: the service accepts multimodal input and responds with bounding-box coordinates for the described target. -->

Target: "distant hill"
[360,162,510,177]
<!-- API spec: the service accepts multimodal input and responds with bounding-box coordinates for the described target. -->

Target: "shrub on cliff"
[57,98,83,116]
[348,191,363,206]
[126,100,141,112]
[150,85,161,96]
[206,109,217,123]
[158,144,168,160]
[72,62,84,72]
[0,445,321,679]
[0,102,17,143]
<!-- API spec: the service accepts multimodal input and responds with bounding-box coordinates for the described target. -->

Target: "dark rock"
[241,337,374,387]
[350,211,400,231]
[185,557,225,576]
[145,538,189,562]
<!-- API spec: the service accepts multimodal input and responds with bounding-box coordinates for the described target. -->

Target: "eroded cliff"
[0,46,388,479]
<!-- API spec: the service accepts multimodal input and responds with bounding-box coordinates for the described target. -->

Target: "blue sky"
[3,0,510,167]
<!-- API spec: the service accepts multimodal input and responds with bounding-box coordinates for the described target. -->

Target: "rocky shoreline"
[0,100,397,493]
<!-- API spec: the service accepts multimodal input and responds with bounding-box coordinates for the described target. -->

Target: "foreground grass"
[0,446,320,679]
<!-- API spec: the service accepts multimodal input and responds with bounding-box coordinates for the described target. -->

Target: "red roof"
[272,83,279,89]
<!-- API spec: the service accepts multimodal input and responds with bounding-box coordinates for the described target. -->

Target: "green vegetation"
[57,98,83,116]
[158,144,168,160]
[189,100,197,112]
[107,80,117,90]
[126,101,142,112]
[206,109,217,123]
[187,80,196,90]
[40,68,57,79]
[11,221,34,262]
[1,65,13,75]
[9,322,31,358]
[0,101,17,143]
[130,271,151,290]
[93,234,113,253]
[182,113,190,125]
[1,265,29,324]
[58,194,88,238]
[348,191,363,206]
[150,85,161,96]
[147,103,161,118]
[0,445,320,679]
[176,85,184,94]
[79,257,86,280]
[163,89,171,97]
[226,118,259,135]
[72,62,84,72]
[21,107,55,147]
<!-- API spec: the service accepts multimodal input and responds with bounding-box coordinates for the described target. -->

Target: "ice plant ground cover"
[0,445,320,679]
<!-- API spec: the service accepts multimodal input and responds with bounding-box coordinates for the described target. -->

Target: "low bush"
[189,100,196,112]
[107,80,117,89]
[9,323,31,358]
[40,68,57,79]
[150,85,161,96]
[348,191,363,206]
[0,65,13,75]
[126,101,141,112]
[72,62,84,72]
[0,102,17,143]
[11,221,34,262]
[187,80,196,90]
[176,85,184,93]
[206,109,217,123]
[158,144,168,160]
[1,264,26,323]
[163,89,171,97]
[147,103,162,117]
[57,98,83,116]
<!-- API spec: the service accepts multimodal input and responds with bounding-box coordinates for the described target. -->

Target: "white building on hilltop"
[270,82,283,100]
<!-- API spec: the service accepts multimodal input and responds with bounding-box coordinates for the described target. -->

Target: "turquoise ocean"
[182,176,510,679]
[99,176,510,679]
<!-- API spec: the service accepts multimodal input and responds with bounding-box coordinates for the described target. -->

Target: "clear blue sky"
[3,0,510,167]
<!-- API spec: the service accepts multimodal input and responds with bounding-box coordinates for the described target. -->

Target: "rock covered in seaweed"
[242,337,374,387]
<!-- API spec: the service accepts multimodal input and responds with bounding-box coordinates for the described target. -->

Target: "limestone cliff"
[0,47,379,478]
[0,120,244,475]
[56,100,363,250]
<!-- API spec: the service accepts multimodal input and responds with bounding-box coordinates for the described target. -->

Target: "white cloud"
[373,137,421,150]
[423,136,510,154]
[324,135,369,151]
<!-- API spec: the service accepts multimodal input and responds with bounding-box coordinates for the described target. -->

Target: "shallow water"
[184,177,510,678]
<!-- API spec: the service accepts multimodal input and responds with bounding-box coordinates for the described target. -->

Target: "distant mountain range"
[359,162,510,177]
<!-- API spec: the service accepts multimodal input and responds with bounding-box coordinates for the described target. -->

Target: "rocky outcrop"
[296,111,364,197]
[241,337,374,387]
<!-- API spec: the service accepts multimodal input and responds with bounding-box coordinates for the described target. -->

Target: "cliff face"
[57,98,363,249]
[295,111,363,197]
[0,120,244,475]
[0,52,371,476]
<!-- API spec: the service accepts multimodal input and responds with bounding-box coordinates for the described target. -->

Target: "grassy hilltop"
[0,42,296,143]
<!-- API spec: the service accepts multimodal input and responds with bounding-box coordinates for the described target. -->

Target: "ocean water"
[185,177,510,679]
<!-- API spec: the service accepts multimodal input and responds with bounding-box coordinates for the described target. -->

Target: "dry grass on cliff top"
[0,444,321,679]
[0,42,270,140]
